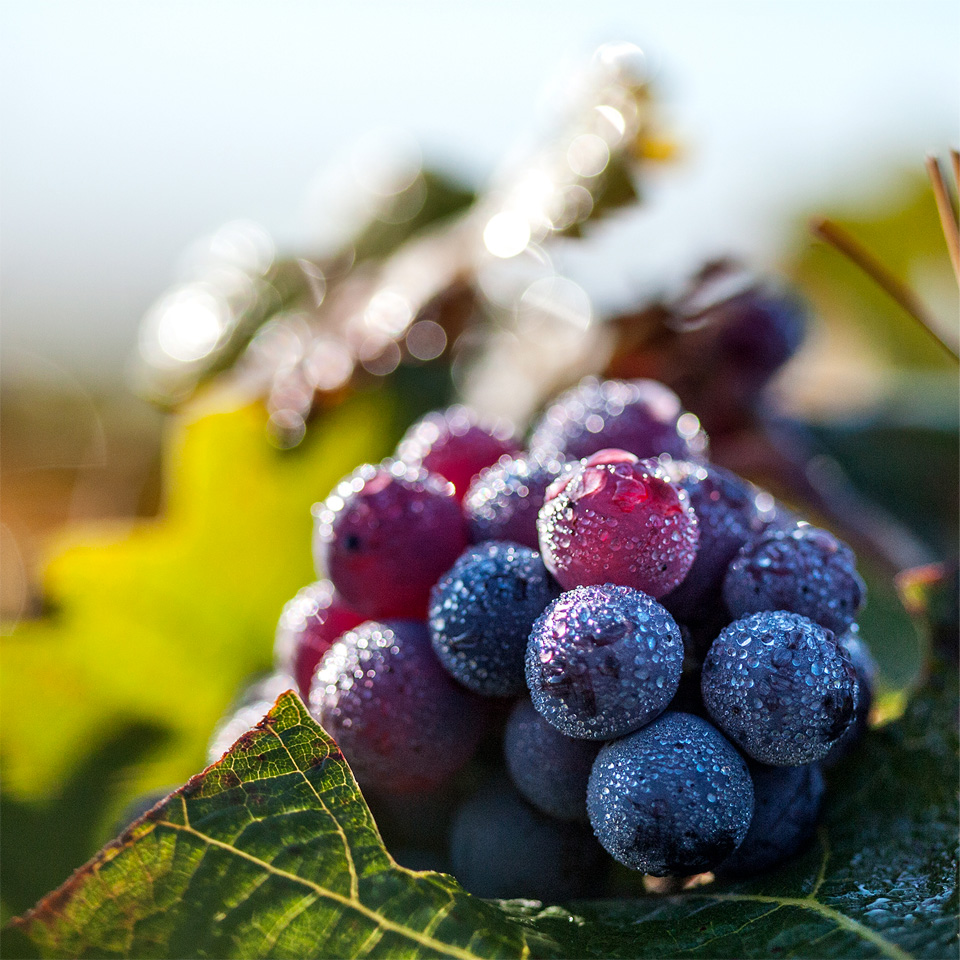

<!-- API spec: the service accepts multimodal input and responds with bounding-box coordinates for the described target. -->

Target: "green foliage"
[12,665,958,959]
[813,423,959,564]
[0,392,396,915]
[12,693,534,960]
[351,171,476,263]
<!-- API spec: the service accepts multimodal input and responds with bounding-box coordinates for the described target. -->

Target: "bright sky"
[2,1,957,381]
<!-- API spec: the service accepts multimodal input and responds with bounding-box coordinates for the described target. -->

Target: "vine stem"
[810,217,959,360]
[925,154,960,281]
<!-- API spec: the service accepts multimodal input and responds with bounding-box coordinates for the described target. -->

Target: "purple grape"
[526,584,683,740]
[312,461,467,619]
[537,449,699,598]
[396,405,520,501]
[711,286,808,385]
[463,453,568,550]
[717,761,824,878]
[273,581,364,699]
[310,620,485,793]
[660,268,809,433]
[528,377,708,464]
[504,699,600,821]
[823,624,877,766]
[449,782,607,900]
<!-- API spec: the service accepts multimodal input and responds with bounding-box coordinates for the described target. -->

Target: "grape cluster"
[257,374,875,895]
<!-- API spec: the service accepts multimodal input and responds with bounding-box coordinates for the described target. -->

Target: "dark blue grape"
[526,584,684,740]
[429,541,555,696]
[310,620,485,793]
[661,462,778,621]
[717,762,824,877]
[701,611,859,765]
[528,377,708,464]
[587,712,754,876]
[723,525,866,635]
[504,699,599,821]
[464,453,567,550]
[449,782,607,900]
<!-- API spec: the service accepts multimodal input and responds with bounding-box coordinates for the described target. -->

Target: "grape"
[311,620,485,793]
[661,462,778,621]
[525,584,683,740]
[823,624,877,766]
[464,453,568,550]
[429,541,555,697]
[449,782,607,900]
[313,461,467,619]
[396,405,520,501]
[701,611,859,765]
[504,699,599,821]
[529,377,708,464]
[723,525,866,634]
[537,449,699,597]
[587,712,754,876]
[708,285,807,386]
[717,761,824,878]
[273,581,364,698]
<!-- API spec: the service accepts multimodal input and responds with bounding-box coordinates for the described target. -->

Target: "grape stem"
[810,217,959,361]
[925,154,960,283]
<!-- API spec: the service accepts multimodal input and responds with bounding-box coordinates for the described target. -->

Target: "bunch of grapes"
[244,310,875,898]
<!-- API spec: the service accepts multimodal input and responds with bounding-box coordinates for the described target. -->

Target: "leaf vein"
[256,891,319,955]
[684,892,913,960]
[691,904,785,952]
[264,717,361,901]
[811,825,831,898]
[155,818,483,960]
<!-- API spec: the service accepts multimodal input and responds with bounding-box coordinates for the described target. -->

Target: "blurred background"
[3,1,958,605]
[1,0,958,929]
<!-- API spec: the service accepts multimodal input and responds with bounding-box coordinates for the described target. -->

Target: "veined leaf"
[14,664,957,959]
[12,692,537,960]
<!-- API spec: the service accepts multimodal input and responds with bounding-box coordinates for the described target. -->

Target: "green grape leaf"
[13,664,957,959]
[12,692,538,960]
[0,392,395,915]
